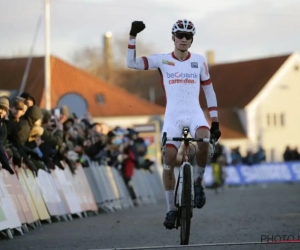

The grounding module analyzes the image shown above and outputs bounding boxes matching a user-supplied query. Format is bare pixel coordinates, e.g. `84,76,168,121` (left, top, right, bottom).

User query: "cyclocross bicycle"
162,127,215,245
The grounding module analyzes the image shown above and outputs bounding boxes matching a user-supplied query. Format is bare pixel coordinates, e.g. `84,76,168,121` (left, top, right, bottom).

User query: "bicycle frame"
176,131,194,208
161,128,215,208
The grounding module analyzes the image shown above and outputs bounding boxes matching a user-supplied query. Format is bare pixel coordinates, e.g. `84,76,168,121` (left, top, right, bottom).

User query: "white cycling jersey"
127,38,218,149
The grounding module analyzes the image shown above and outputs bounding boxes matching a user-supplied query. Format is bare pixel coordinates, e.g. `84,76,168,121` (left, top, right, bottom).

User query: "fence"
2,160,299,240
203,161,300,186
0,161,164,240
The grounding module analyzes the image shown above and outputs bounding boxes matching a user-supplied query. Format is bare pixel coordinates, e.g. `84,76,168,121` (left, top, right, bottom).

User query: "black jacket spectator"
17,105,43,145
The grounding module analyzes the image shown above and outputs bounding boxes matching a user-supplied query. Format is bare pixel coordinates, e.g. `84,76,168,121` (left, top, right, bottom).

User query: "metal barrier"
3,160,297,241
0,159,164,240
110,167,134,209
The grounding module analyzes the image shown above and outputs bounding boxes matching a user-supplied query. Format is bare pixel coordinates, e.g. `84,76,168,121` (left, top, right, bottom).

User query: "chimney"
103,31,113,82
206,50,215,66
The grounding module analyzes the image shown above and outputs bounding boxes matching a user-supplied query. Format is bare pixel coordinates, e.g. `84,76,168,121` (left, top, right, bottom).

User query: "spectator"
231,147,243,165
59,105,70,125
20,92,36,107
106,129,124,168
40,110,63,169
121,135,137,201
41,110,63,147
211,143,224,164
253,145,266,164
17,105,43,145
283,146,294,162
210,142,226,189
0,96,15,174
292,147,300,160
243,150,255,166
9,96,26,122
129,129,150,169
3,96,37,173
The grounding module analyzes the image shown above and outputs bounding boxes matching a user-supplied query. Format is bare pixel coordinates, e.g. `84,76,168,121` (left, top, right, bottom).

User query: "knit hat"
0,96,9,112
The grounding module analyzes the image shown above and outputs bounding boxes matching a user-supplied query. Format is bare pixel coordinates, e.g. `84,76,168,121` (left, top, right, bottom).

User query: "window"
266,114,270,126
280,113,285,126
58,93,88,118
266,113,285,127
96,94,105,104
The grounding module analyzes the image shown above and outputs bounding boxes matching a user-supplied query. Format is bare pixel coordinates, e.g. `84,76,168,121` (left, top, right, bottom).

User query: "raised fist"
130,21,146,36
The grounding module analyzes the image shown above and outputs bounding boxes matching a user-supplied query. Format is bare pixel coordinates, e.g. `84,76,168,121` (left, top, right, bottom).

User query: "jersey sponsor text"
166,72,197,84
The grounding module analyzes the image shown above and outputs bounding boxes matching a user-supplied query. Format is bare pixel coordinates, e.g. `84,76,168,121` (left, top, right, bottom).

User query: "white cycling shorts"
161,111,210,150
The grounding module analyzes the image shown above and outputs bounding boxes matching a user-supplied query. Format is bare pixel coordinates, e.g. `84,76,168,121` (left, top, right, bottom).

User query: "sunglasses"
175,32,193,40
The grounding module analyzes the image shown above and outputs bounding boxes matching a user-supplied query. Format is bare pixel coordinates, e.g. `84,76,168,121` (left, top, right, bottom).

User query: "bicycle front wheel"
180,163,192,245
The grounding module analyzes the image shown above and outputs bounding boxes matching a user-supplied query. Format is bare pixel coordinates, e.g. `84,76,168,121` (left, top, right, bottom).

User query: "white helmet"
172,19,196,35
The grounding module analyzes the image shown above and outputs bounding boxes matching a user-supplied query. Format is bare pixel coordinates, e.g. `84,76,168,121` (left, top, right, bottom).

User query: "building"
0,55,165,127
208,52,300,162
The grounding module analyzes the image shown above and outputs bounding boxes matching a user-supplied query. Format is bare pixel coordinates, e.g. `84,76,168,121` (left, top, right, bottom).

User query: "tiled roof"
113,69,163,104
201,54,290,108
0,56,165,117
0,56,45,104
204,108,247,139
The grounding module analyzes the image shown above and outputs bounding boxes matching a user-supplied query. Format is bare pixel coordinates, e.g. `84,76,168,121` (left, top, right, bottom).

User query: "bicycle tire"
180,163,192,245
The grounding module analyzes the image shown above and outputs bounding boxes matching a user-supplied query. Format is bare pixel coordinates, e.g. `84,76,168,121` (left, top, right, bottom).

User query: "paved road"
1,183,300,250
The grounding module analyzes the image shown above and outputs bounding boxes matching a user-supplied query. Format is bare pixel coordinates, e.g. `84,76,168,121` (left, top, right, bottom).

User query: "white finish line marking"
91,240,300,250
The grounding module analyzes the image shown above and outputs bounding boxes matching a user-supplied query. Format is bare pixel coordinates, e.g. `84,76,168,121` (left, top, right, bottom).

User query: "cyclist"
126,19,221,229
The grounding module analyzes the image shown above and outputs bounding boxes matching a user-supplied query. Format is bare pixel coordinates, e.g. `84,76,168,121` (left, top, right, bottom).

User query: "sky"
0,0,300,66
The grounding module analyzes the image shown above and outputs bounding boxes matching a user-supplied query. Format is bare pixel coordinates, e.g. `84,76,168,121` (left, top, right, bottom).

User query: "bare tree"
72,32,156,80
113,33,157,67
72,33,163,103
72,46,104,77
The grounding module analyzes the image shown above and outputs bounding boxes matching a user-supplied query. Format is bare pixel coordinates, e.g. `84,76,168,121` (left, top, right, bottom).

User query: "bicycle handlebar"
162,132,215,147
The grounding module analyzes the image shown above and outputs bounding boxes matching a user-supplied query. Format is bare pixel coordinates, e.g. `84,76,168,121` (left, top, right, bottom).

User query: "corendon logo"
166,72,198,84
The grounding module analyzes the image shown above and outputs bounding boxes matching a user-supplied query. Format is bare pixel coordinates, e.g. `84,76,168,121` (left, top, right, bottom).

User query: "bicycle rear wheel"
180,163,192,245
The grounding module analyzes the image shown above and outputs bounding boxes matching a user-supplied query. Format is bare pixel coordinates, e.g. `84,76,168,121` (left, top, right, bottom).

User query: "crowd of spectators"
2,92,299,197
230,146,266,166
283,146,300,162
231,145,300,165
0,93,154,200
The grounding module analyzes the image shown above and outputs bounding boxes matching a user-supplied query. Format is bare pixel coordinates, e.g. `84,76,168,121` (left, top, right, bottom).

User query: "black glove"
210,122,221,142
129,21,146,37
11,146,22,167
2,163,15,175
13,155,22,168
0,144,14,175
36,160,51,174
25,158,38,176
22,146,41,160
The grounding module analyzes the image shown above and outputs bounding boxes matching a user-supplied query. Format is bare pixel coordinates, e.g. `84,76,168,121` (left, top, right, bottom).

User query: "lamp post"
44,0,51,110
